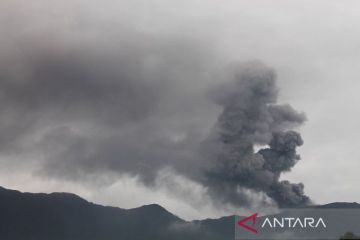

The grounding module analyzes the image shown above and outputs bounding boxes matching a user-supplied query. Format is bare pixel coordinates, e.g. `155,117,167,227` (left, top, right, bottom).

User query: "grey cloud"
0,1,311,210
0,17,215,184
0,51,161,156
204,62,310,207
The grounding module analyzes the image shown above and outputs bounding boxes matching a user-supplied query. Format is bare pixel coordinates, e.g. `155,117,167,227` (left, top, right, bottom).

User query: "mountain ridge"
0,186,359,240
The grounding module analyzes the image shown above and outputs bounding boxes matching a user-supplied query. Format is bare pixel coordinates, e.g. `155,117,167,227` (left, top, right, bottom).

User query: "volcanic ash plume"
204,61,310,208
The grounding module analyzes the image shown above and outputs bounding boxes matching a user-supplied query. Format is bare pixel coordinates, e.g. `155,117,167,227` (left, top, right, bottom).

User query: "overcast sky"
0,0,360,220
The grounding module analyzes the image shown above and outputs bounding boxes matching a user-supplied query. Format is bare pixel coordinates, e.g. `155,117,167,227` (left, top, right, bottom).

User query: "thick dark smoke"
204,62,310,207
0,1,311,210
0,51,310,208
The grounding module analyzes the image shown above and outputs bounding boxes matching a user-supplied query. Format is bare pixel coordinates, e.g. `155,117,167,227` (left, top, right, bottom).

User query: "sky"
0,0,360,220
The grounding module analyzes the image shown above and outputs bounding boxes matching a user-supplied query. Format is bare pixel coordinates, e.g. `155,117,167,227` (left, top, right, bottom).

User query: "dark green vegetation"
341,232,360,240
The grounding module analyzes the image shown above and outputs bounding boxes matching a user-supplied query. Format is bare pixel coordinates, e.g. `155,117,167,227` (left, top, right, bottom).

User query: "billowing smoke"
204,62,310,207
0,0,311,212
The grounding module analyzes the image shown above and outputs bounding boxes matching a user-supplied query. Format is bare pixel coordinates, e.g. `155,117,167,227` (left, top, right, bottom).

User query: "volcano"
0,186,359,240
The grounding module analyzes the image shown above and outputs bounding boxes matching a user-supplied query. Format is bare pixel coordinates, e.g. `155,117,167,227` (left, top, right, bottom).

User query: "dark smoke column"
205,61,310,208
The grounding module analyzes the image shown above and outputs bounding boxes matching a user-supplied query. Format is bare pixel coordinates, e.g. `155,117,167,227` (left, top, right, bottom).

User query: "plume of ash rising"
204,62,310,208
